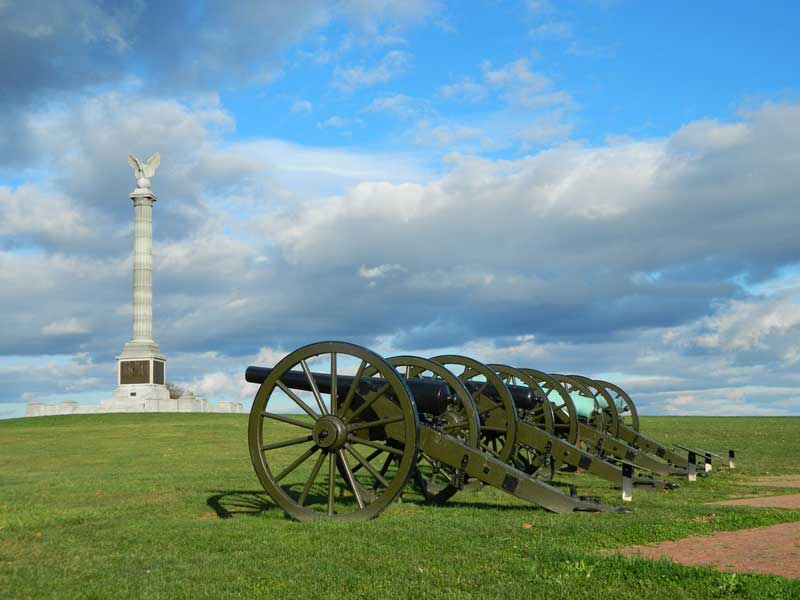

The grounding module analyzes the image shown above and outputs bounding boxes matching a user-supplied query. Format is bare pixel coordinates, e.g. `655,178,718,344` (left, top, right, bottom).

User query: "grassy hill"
1,414,799,599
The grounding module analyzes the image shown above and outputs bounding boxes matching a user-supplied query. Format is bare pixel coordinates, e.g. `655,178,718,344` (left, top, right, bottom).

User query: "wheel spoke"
337,450,365,509
481,444,503,460
299,451,326,506
337,360,365,417
348,415,404,433
344,381,391,424
348,436,404,456
277,381,320,421
351,448,383,473
470,382,489,399
274,445,319,482
260,434,313,451
327,454,336,516
346,443,390,488
262,412,313,430
378,453,394,477
301,359,328,416
330,352,338,414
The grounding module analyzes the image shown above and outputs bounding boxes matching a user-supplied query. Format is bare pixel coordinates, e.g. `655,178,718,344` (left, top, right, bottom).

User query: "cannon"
426,358,677,494
543,374,687,477
245,341,633,521
549,375,731,477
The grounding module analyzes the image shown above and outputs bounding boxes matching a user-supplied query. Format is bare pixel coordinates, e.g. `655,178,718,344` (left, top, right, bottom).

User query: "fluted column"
131,193,155,341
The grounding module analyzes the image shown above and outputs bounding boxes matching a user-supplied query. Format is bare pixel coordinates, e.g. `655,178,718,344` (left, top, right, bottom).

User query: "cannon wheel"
520,368,579,446
248,341,419,521
489,364,554,475
431,355,518,464
567,375,621,439
592,380,639,431
387,356,481,504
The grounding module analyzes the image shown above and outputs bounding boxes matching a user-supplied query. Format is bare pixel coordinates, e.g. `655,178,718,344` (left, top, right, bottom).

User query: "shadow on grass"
206,486,360,519
206,490,275,518
427,499,550,512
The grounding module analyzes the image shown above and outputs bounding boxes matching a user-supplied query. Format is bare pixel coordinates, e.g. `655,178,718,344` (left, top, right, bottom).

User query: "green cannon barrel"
245,366,453,415
568,392,597,419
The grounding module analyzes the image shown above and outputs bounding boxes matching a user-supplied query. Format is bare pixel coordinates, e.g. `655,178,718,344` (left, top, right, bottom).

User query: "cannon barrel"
245,365,453,415
246,366,541,414
463,380,539,410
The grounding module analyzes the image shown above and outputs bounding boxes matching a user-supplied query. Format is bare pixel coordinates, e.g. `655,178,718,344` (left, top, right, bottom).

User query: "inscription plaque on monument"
153,360,164,385
121,360,150,384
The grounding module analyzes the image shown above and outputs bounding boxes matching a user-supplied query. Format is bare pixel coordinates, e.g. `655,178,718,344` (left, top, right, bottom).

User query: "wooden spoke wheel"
386,355,481,504
593,380,639,432
567,375,621,438
520,368,579,446
431,355,518,464
248,341,419,521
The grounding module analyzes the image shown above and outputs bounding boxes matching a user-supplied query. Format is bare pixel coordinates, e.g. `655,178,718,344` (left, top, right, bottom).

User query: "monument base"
109,383,172,412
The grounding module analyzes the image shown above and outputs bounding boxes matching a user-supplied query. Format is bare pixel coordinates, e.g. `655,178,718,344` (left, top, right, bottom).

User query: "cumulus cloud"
3,95,800,416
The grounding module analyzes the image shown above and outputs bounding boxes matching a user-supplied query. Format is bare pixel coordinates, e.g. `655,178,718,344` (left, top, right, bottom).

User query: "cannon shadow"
206,485,362,519
206,490,275,519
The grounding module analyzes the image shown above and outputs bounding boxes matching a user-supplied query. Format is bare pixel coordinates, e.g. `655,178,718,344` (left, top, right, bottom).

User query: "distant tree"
166,382,184,400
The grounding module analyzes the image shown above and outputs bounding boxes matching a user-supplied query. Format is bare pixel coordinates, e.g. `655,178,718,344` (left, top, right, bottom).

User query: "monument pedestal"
109,340,169,411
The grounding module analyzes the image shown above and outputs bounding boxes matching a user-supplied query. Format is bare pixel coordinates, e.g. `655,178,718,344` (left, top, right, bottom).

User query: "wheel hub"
313,415,348,451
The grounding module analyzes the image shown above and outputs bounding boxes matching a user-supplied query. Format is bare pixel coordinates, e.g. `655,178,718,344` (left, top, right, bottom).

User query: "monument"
24,153,242,416
108,153,170,410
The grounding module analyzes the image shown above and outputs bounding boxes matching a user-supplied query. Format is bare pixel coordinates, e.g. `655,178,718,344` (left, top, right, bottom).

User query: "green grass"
1,414,799,599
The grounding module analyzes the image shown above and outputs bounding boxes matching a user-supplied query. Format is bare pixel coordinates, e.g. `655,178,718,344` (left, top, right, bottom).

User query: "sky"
1,0,799,419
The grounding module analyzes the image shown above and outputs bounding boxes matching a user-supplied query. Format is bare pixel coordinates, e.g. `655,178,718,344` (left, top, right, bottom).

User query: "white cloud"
339,0,440,32
0,185,95,249
438,79,487,102
358,264,407,278
665,291,800,355
40,318,91,336
519,110,574,144
291,99,313,113
363,94,418,118
319,115,363,128
529,21,572,40
333,50,409,91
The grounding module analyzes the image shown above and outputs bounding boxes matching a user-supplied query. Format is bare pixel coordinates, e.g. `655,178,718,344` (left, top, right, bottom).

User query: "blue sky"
1,0,799,419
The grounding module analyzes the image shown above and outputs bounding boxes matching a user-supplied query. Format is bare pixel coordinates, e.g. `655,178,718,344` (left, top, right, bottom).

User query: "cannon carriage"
245,341,725,521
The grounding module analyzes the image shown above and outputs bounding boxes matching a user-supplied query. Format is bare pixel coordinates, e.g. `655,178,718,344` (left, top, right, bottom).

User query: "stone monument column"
109,153,169,411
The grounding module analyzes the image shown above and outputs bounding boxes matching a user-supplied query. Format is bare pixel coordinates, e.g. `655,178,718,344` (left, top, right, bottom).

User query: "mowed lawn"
1,414,799,599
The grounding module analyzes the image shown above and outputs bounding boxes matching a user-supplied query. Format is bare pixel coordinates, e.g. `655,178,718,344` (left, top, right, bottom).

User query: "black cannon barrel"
246,366,543,415
245,366,453,415
463,380,540,410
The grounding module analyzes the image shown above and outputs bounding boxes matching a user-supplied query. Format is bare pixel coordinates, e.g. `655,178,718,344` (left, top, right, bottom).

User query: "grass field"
1,414,799,599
